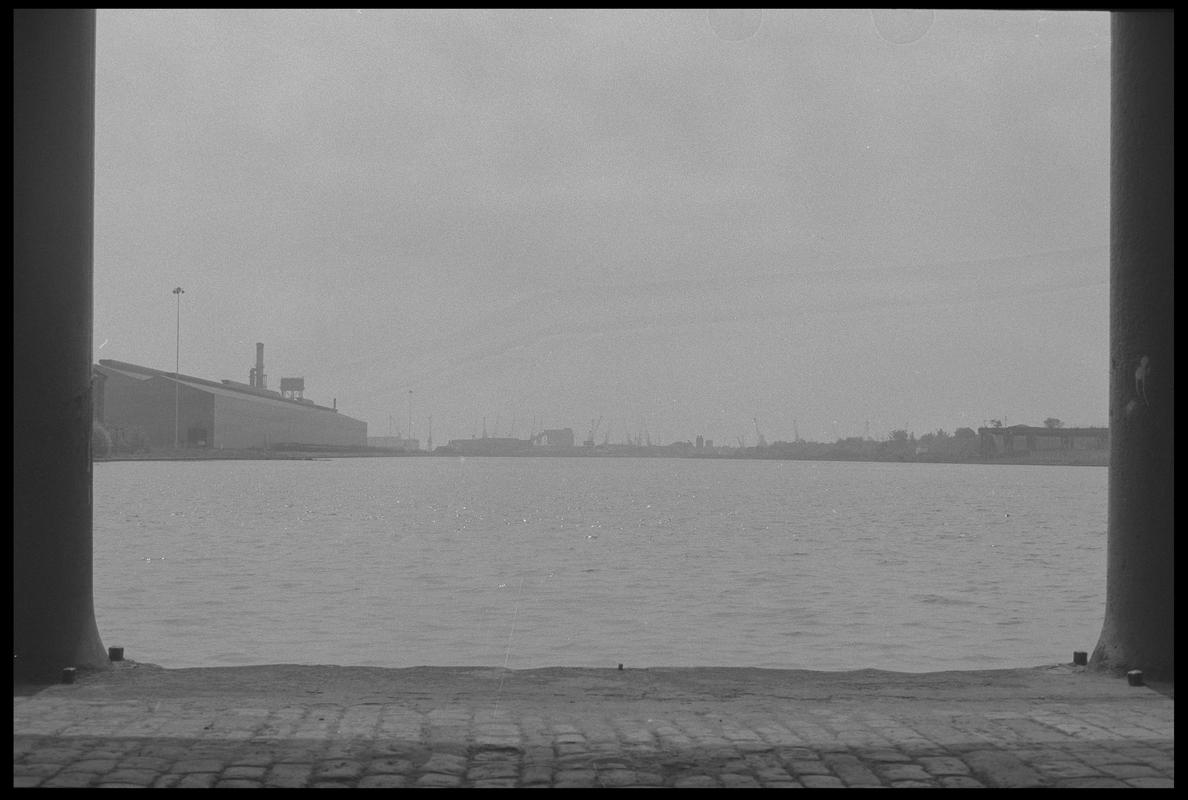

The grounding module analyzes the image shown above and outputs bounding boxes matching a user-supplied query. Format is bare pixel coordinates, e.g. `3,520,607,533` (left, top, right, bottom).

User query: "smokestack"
255,342,265,389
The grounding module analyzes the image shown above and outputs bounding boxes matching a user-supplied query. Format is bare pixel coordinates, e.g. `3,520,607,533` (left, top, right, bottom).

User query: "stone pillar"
13,9,108,680
1090,11,1174,681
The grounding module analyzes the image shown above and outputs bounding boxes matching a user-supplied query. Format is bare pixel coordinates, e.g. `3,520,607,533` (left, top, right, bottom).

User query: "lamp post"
172,287,184,449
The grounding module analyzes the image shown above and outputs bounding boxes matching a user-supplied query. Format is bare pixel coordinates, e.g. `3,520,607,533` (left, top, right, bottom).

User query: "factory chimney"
249,342,266,389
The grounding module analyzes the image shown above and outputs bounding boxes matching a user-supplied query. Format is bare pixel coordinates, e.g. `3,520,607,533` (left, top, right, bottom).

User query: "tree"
1043,417,1064,429
889,429,910,441
954,427,976,439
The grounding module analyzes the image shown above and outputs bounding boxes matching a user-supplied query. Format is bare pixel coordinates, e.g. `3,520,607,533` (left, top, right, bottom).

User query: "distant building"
367,436,419,451
93,354,366,451
537,428,575,448
979,425,1108,457
446,437,531,456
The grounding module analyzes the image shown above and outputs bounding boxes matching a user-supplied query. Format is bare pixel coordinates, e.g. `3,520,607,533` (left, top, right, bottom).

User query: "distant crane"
584,416,602,447
602,420,612,446
753,417,767,448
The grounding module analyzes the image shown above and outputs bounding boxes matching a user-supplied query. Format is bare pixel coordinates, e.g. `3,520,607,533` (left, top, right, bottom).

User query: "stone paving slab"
13,661,1173,788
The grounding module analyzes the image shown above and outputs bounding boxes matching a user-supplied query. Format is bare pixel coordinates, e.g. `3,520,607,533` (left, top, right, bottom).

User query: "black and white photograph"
15,8,1172,789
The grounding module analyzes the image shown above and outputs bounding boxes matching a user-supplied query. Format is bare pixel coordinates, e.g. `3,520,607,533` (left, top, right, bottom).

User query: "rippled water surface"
93,457,1106,672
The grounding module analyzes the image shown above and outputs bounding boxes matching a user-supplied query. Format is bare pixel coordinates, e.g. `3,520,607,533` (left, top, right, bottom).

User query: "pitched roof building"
93,358,366,451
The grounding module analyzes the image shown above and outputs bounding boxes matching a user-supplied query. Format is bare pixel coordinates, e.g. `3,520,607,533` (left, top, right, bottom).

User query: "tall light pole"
407,389,413,449
172,286,184,449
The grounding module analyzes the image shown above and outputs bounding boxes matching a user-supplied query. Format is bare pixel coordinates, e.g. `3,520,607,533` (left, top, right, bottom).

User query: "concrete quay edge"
14,661,1174,788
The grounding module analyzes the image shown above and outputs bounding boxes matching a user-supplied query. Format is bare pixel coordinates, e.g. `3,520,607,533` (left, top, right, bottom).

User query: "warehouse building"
978,424,1108,457
93,347,366,451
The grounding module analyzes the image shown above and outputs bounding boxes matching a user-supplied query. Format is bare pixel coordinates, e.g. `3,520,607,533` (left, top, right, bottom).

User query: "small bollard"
109,646,124,662
61,667,76,684
1127,669,1144,687
1073,651,1088,666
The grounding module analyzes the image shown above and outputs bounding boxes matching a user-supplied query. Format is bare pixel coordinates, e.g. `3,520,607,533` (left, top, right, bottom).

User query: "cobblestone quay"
14,661,1173,788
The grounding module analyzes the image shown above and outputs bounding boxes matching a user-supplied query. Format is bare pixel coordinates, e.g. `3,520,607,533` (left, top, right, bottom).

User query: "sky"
93,9,1111,447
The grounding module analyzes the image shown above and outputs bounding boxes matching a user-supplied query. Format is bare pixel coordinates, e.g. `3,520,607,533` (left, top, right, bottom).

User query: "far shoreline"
92,449,1107,467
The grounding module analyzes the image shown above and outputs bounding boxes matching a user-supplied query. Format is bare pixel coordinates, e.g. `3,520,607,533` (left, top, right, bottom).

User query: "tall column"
13,9,108,680
1090,11,1174,681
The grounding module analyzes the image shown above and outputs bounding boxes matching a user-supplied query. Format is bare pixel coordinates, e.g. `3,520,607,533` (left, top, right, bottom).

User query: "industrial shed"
93,359,367,451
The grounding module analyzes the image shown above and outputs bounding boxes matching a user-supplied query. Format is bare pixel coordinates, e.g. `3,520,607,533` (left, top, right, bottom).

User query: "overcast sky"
93,9,1110,446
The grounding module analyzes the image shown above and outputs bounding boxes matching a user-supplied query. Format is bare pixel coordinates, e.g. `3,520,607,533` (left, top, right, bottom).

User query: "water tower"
280,377,305,401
